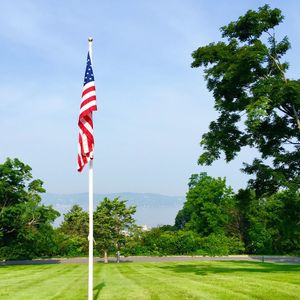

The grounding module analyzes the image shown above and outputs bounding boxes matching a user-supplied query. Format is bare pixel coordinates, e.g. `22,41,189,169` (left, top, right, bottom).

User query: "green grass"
0,261,300,299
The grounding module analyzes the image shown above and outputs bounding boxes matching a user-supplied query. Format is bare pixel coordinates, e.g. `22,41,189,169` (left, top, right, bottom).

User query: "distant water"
42,192,185,228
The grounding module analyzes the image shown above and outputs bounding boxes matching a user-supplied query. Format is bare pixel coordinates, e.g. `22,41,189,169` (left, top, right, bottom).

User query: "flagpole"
88,36,94,300
88,160,93,300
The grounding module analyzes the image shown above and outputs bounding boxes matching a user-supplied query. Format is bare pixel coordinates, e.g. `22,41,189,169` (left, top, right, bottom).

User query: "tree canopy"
94,197,136,263
0,158,59,259
176,173,237,236
191,5,300,195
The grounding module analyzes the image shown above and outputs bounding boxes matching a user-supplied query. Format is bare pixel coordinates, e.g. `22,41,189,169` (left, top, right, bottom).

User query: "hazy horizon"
43,192,185,227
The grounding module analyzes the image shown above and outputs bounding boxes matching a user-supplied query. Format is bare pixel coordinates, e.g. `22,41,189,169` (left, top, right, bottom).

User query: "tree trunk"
104,250,108,264
291,104,300,131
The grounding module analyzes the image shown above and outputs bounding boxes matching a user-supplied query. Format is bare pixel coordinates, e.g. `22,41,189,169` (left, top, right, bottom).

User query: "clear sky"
1,0,300,196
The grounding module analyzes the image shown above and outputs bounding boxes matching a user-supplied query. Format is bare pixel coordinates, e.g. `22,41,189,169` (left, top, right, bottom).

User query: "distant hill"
42,192,185,227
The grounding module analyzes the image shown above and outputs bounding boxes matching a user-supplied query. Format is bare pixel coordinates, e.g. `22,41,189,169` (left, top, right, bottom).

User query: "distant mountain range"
42,192,185,227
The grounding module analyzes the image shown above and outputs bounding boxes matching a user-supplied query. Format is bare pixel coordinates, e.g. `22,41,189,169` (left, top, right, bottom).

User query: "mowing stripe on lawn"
118,263,195,300
0,260,299,300
0,265,85,299
120,262,252,300
94,263,150,300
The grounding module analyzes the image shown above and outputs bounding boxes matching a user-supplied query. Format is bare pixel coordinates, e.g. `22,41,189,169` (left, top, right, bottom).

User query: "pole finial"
88,37,93,42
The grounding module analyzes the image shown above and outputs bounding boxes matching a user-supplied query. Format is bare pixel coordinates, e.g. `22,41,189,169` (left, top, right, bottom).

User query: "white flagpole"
88,36,94,300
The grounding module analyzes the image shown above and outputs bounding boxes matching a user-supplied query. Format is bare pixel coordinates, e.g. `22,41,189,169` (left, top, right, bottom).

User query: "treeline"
0,158,299,260
0,158,137,260
136,173,300,256
122,172,300,256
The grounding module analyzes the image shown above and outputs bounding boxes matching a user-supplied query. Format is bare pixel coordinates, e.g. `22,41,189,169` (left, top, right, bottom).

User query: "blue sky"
1,0,300,196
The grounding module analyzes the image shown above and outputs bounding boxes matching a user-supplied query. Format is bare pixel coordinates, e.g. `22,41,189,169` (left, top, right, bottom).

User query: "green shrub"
197,233,245,256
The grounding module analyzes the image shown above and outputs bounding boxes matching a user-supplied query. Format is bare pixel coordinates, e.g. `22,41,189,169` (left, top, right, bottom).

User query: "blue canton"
83,52,95,85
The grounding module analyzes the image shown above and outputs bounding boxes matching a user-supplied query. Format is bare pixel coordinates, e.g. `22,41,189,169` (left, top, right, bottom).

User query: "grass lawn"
0,260,299,300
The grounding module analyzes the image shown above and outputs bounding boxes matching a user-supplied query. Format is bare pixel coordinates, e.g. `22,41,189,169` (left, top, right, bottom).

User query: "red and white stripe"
78,81,97,172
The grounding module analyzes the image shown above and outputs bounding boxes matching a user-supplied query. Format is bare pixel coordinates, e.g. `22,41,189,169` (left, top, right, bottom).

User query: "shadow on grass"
0,259,62,266
93,282,105,300
159,261,300,276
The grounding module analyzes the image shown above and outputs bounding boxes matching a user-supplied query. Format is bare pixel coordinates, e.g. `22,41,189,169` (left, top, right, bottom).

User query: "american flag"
77,52,97,172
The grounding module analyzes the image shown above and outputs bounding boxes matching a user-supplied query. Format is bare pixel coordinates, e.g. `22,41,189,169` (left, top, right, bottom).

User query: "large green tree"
58,204,89,256
236,188,300,254
0,158,59,259
94,197,136,263
176,173,238,237
191,5,300,195
60,204,88,237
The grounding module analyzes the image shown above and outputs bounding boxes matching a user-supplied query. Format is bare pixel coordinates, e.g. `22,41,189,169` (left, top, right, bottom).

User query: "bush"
122,228,245,257
0,245,30,260
123,229,203,256
53,232,88,257
196,233,245,256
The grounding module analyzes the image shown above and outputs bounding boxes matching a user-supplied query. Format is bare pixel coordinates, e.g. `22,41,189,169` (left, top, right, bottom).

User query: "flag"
77,52,97,172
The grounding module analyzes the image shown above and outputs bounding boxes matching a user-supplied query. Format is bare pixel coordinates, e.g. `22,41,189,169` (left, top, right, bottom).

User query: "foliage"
60,204,88,236
94,197,136,262
56,198,136,259
174,205,193,230
54,232,88,257
57,204,89,256
236,188,300,254
124,225,245,256
274,189,300,253
0,158,59,260
179,173,237,237
123,227,203,256
196,233,245,256
173,170,299,255
191,5,300,196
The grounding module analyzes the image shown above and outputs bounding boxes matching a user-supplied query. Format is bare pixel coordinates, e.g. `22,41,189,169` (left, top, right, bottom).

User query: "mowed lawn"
1,260,300,300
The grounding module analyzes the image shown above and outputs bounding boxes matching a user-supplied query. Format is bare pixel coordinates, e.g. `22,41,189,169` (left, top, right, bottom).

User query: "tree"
191,5,300,195
178,173,238,237
0,158,59,259
274,189,300,253
174,203,193,230
94,197,136,263
60,205,88,237
58,205,89,256
237,188,300,254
